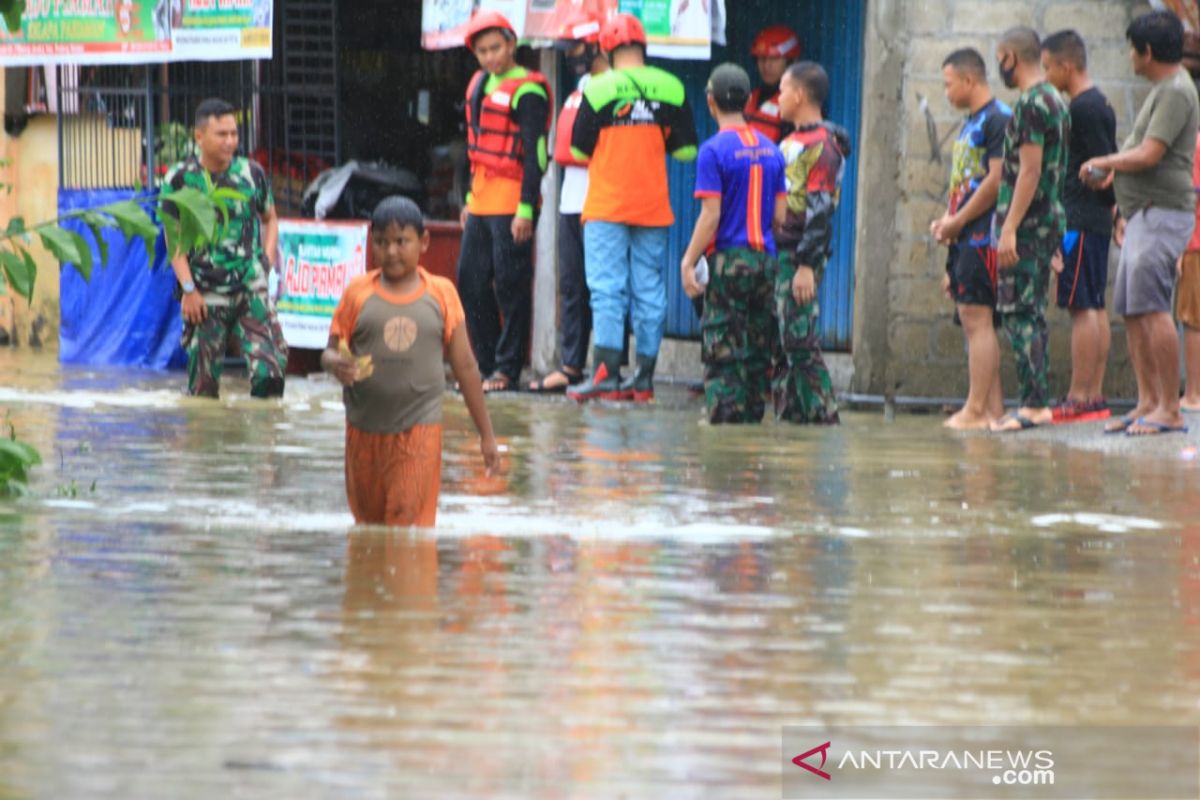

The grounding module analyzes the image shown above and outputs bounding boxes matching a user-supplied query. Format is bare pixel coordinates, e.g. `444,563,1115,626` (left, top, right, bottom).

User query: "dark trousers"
456,213,533,382
558,213,592,372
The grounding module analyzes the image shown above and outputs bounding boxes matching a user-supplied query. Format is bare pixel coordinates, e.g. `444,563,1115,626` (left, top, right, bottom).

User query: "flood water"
2,348,1199,798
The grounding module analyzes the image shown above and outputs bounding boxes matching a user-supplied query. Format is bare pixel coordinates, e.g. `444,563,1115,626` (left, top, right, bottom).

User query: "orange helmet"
751,25,802,60
599,13,646,54
557,9,602,43
465,9,517,49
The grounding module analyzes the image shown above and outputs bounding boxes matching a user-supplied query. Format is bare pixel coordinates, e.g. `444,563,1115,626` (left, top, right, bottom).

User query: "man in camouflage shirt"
166,98,287,398
991,27,1071,432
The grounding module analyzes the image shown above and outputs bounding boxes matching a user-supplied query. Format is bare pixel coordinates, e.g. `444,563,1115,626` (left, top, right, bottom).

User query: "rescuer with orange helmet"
746,24,803,143
457,9,553,393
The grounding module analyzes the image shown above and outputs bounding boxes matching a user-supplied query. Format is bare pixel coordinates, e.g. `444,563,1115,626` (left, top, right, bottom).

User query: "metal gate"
661,0,866,351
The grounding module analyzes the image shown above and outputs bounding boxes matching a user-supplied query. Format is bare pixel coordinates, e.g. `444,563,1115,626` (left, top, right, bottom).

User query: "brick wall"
853,0,1158,400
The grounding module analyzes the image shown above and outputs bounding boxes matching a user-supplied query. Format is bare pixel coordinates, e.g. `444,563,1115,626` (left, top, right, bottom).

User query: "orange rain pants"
345,423,443,528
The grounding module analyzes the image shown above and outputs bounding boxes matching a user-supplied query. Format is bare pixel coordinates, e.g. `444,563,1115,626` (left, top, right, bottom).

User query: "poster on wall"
0,0,273,67
423,0,711,59
275,219,370,350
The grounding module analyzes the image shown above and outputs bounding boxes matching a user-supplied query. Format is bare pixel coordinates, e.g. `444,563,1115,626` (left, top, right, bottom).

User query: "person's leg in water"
234,289,288,397
992,260,1052,431
1127,310,1186,434
570,220,632,402
702,248,773,424
1184,322,1200,411
1055,232,1112,419
345,424,443,527
773,252,838,424
945,303,1001,430
531,212,589,392
184,298,234,398
1179,252,1200,411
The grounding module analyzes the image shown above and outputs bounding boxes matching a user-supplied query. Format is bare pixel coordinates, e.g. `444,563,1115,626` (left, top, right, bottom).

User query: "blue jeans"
583,221,668,358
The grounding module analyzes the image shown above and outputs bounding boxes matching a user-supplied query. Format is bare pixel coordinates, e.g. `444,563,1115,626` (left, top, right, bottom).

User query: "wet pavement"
1,348,1199,798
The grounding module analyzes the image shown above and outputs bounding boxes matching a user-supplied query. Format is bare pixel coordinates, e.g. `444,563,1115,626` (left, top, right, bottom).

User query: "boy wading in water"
323,197,499,528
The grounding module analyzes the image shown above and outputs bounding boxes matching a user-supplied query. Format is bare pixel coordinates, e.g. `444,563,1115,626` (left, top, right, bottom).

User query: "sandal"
482,373,513,394
528,368,581,394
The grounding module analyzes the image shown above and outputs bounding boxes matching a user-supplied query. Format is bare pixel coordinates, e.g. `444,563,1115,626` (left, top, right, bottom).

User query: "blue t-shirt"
948,98,1011,242
694,126,787,254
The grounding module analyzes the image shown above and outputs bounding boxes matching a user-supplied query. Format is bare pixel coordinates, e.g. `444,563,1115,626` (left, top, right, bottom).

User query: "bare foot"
989,408,1052,433
1105,405,1154,433
1127,411,1188,436
944,409,993,430
1182,398,1200,413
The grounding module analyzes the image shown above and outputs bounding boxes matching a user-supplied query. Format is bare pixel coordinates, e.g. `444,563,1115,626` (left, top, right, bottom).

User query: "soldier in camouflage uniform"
991,28,1071,431
166,98,287,399
680,64,787,424
772,61,849,425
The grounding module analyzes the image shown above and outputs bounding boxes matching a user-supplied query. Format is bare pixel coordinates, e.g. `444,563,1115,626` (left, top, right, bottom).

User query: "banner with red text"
275,219,369,350
0,0,272,67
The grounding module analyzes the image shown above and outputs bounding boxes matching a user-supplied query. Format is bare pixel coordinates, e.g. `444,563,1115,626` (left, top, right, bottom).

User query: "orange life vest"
554,89,587,168
465,69,552,181
744,87,786,144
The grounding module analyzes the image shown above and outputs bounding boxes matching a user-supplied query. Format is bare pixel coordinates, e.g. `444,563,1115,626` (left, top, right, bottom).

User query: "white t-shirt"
557,73,594,216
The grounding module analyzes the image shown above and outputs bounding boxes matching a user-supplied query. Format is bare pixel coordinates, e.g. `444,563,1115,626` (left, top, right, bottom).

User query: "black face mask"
998,52,1019,89
566,45,597,77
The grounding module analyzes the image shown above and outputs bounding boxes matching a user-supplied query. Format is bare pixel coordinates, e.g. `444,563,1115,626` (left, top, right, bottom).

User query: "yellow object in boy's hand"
338,341,375,383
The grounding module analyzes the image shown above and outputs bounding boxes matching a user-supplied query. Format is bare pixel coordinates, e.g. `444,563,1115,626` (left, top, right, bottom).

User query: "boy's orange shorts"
345,423,443,528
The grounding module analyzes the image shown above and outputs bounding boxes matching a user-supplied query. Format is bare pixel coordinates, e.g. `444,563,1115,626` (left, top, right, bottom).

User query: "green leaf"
105,200,158,255
0,438,41,467
163,186,217,247
20,248,36,298
0,249,31,301
81,211,113,267
37,226,83,265
66,229,93,281
4,215,24,236
0,0,25,35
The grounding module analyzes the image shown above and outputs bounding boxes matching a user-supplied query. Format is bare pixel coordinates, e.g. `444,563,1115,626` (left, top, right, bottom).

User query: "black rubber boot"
567,347,624,403
618,354,657,403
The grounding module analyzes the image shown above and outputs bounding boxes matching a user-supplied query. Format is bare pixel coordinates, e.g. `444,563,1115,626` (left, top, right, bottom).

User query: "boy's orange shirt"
330,267,464,434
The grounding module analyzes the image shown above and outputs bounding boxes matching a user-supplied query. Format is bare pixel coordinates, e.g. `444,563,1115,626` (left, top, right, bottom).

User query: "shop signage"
0,0,273,66
275,218,369,350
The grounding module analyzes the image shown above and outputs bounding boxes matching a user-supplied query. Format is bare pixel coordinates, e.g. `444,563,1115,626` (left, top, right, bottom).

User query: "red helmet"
599,13,646,54
751,25,802,60
557,9,602,44
465,9,517,49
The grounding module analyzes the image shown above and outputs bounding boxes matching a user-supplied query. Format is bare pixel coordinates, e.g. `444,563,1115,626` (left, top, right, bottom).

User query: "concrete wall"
853,0,1156,400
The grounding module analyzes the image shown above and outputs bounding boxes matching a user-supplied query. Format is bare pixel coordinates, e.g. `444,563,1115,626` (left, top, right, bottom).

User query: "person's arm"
260,203,279,270
512,88,550,243
665,96,699,162
1083,138,1168,180
446,323,500,475
681,196,720,299
320,334,357,386
569,90,601,162
171,252,206,324
997,142,1042,268
953,158,1003,229
773,193,787,237
791,142,844,305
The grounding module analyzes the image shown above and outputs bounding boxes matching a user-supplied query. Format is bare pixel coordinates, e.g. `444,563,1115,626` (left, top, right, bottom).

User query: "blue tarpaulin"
58,188,185,370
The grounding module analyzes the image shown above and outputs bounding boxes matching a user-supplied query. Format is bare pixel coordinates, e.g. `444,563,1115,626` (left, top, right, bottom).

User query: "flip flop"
992,412,1043,433
527,369,578,394
1104,414,1136,434
482,373,514,394
1125,417,1190,437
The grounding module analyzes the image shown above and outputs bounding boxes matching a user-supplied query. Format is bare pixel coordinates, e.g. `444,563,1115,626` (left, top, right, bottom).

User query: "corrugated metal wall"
658,0,866,350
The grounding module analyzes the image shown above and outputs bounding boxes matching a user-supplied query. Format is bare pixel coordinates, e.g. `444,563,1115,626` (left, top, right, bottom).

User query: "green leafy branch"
0,1,25,34
0,181,242,304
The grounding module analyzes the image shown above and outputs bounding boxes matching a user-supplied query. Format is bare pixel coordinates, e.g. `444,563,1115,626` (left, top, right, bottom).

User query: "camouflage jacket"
165,155,274,294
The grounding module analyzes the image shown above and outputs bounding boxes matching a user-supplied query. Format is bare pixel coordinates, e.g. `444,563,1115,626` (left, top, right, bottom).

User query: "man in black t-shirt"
1042,30,1118,423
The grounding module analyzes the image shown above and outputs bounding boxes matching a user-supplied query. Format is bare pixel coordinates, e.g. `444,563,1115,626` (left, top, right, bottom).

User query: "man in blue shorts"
1042,30,1118,423
931,48,1011,430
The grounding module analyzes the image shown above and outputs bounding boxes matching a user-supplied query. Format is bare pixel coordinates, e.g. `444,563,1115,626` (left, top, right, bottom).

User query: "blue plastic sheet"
58,188,185,370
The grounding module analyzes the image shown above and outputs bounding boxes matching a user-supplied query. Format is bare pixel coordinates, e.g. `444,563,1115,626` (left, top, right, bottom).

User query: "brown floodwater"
1,349,1199,798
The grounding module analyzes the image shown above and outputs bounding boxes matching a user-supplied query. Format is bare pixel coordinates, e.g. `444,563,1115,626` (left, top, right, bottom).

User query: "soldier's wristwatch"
182,281,196,294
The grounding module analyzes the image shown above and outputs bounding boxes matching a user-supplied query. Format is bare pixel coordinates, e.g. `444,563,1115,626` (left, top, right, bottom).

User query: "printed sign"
0,0,273,66
275,219,370,350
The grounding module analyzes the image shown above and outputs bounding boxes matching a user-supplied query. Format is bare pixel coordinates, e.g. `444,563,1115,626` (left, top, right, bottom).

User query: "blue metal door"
659,0,866,350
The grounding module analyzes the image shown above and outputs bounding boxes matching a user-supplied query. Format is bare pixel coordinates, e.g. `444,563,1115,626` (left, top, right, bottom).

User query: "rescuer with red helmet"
746,24,803,143
529,9,611,393
566,13,698,403
457,9,553,393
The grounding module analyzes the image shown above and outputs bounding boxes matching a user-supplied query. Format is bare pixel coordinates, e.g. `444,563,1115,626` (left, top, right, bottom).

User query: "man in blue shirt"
681,63,787,424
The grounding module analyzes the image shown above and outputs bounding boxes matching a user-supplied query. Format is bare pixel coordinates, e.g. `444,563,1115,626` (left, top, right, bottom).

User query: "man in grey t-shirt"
1081,10,1198,436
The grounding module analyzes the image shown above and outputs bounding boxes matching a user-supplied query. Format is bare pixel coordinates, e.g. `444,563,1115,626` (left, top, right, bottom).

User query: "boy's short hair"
1041,30,1087,70
942,48,987,80
194,98,235,130
707,63,751,113
999,26,1042,65
1127,10,1184,64
371,196,424,235
785,61,830,107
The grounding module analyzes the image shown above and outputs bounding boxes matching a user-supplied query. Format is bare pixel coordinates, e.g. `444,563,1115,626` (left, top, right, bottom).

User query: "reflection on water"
1,350,1199,798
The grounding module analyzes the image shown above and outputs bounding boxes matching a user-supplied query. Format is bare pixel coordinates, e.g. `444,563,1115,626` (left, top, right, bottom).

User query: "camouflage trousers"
183,288,288,398
702,248,775,424
996,257,1050,408
773,252,839,425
